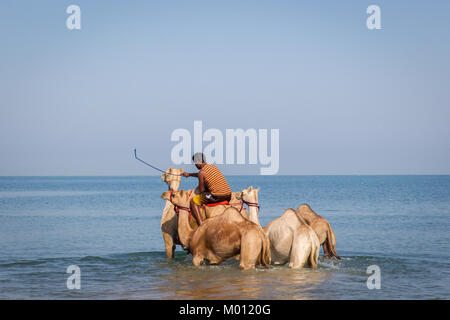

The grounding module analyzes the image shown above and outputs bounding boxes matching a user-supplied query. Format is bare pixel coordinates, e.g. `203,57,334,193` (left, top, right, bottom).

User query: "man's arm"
182,172,198,177
197,170,206,193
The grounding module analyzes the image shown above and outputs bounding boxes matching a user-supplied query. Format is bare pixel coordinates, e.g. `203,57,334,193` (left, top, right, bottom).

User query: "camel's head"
230,192,241,203
161,189,191,207
237,186,261,225
237,186,260,203
161,167,183,191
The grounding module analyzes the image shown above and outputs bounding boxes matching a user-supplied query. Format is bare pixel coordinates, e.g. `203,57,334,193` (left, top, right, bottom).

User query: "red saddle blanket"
204,200,229,207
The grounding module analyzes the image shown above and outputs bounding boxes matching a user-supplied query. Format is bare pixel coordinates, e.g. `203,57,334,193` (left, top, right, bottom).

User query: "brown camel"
295,204,341,259
160,167,248,258
161,190,271,269
238,186,320,269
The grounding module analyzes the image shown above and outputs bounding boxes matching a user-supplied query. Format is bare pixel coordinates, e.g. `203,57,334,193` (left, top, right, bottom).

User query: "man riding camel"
182,152,232,226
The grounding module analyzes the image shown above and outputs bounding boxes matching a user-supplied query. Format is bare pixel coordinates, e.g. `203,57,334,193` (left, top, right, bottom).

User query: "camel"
160,167,249,258
295,204,341,259
161,190,271,269
238,187,320,269
160,167,185,258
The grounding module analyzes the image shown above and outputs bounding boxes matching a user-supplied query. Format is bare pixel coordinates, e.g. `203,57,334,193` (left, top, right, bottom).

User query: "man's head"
192,152,206,169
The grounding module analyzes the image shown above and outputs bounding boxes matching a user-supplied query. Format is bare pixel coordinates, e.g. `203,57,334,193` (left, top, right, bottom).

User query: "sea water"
0,175,449,299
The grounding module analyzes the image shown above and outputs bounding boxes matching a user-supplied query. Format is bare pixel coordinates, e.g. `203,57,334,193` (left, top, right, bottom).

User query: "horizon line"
1,174,450,177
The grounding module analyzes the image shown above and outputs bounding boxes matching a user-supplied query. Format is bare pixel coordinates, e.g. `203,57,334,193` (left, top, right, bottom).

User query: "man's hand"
182,172,190,177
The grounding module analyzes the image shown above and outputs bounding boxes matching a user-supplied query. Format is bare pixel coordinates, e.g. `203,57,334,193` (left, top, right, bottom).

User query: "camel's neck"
177,209,194,248
161,201,175,225
248,205,261,226
169,181,180,191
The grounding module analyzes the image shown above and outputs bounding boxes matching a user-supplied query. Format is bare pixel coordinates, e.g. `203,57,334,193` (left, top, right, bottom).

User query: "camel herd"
160,167,340,270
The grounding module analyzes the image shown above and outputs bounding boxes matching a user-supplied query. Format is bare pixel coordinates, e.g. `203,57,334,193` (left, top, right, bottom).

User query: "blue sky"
0,0,449,175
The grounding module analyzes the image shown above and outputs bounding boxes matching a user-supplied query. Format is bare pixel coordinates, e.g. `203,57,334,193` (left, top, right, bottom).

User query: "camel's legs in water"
322,239,332,258
192,254,204,266
162,232,176,259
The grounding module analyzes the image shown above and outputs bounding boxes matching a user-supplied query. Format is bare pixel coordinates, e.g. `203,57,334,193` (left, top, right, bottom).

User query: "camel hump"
297,203,313,212
278,209,306,228
293,210,309,225
296,203,322,220
221,206,247,222
281,208,298,220
282,208,296,216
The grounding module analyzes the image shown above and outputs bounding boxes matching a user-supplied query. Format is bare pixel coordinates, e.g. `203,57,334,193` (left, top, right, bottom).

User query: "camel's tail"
309,235,320,269
326,223,341,259
259,229,271,267
239,227,271,269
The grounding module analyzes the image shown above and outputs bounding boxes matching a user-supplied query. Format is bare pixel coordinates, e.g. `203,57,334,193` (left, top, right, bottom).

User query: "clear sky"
0,0,449,175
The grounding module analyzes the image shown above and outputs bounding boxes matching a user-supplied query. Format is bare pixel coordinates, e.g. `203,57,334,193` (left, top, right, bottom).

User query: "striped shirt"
201,164,231,196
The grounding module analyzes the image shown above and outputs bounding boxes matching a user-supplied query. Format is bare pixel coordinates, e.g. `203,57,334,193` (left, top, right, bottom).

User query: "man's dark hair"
192,152,206,164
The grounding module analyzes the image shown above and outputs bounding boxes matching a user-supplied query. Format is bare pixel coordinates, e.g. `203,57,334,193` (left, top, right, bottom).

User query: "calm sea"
0,175,449,299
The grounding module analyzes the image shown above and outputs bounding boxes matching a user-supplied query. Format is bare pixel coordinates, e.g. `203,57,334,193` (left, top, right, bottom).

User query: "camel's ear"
161,191,171,200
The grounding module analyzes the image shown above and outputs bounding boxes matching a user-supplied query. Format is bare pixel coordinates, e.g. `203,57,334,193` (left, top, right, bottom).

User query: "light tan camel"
160,167,185,258
160,167,249,258
238,187,320,269
295,204,341,259
161,190,271,269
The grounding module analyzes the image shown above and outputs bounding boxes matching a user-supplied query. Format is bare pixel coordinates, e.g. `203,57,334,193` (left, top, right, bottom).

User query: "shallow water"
0,176,449,299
